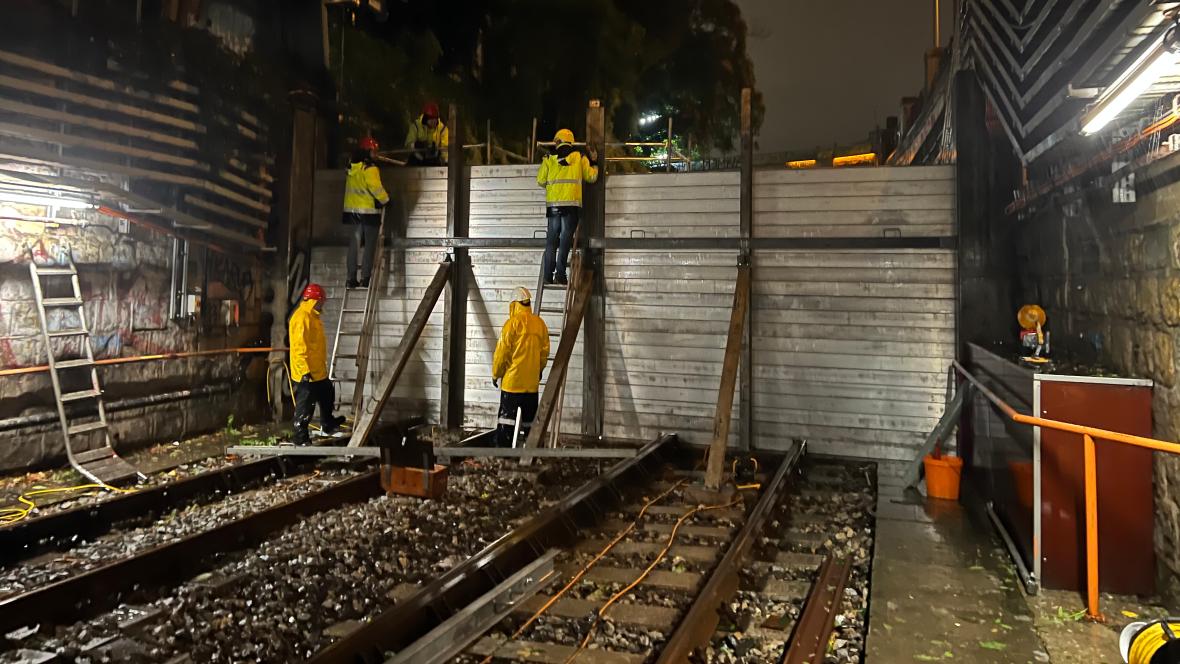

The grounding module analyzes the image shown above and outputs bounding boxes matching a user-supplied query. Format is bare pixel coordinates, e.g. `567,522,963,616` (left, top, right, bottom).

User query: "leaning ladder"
533,228,582,448
328,211,386,415
29,251,141,484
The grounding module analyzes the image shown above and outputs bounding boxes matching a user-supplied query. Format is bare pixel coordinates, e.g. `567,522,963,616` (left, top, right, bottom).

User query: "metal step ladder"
329,211,386,415
29,252,141,485
533,232,582,449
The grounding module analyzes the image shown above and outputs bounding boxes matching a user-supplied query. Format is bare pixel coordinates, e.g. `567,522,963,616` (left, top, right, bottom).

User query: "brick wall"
1017,161,1180,600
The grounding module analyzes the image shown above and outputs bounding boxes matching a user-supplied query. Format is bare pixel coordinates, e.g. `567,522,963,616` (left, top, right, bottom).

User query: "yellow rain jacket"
492,301,550,394
289,298,327,382
405,115,450,153
536,150,598,208
342,160,390,215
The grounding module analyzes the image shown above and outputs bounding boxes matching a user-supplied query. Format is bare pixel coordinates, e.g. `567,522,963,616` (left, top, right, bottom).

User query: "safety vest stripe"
345,186,372,195
545,179,582,185
343,206,379,214
547,200,582,208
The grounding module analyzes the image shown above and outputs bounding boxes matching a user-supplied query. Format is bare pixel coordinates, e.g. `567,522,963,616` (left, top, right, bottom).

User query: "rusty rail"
952,360,1180,619
781,556,853,664
656,440,806,662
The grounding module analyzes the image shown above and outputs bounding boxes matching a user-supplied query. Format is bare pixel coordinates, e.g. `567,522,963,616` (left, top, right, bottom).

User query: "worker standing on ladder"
289,284,345,445
405,102,449,166
537,129,598,285
491,287,550,447
343,136,389,289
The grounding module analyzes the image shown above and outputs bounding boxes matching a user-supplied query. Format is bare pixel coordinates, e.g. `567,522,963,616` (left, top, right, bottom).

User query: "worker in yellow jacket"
289,283,344,445
492,287,550,447
404,101,449,166
537,129,598,285
343,136,390,289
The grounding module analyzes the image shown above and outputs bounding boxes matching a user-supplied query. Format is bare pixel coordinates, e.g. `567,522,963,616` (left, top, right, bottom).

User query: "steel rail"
781,556,853,664
0,455,307,566
656,440,806,662
309,433,686,664
0,470,382,634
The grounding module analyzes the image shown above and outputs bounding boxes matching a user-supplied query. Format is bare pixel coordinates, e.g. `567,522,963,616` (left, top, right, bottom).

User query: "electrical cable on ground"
0,482,135,525
476,478,690,664
562,491,749,664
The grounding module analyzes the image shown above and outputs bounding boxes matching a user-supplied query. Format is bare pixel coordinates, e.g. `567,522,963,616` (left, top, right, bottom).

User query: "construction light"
786,159,817,169
832,152,877,167
1081,30,1180,135
638,112,660,126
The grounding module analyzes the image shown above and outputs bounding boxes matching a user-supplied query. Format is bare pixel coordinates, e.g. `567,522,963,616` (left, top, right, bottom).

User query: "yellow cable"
0,482,134,526
476,479,689,664
1128,620,1180,663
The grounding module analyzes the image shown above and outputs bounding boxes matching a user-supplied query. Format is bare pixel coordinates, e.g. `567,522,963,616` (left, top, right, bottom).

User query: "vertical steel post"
441,104,469,434
739,87,754,452
666,117,673,173
582,100,607,439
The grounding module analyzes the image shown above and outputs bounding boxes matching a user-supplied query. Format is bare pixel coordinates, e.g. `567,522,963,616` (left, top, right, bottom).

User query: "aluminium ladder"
29,252,141,484
532,230,583,448
329,211,386,415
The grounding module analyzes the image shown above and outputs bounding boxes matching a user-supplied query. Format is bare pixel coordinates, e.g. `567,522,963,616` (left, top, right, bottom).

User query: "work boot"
360,278,370,289
543,274,556,285
322,415,347,435
555,272,568,285
291,430,311,446
346,278,359,289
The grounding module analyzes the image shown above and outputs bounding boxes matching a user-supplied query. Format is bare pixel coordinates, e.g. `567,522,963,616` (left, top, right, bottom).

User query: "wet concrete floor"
864,487,1166,663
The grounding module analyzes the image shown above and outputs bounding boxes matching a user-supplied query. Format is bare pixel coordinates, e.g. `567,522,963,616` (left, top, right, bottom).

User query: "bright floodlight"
1081,31,1180,135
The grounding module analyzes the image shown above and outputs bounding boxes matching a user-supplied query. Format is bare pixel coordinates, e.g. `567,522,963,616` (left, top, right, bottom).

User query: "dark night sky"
736,0,954,153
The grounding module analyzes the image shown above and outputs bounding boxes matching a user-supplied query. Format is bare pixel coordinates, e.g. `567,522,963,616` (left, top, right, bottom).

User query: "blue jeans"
544,207,580,280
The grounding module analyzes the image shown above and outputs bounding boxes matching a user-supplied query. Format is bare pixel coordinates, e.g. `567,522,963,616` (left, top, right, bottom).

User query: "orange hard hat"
359,136,379,151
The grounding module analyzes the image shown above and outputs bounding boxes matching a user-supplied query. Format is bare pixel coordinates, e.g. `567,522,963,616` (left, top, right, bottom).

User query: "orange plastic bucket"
924,454,964,501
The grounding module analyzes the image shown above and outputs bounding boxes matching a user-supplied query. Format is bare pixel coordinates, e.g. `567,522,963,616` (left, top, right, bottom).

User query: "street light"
1081,28,1180,135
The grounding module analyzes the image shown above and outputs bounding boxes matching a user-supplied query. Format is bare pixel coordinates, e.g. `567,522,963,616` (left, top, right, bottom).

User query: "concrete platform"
867,490,1050,663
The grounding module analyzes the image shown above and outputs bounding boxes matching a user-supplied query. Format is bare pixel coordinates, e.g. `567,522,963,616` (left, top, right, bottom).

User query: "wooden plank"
468,638,646,664
0,98,197,150
515,595,679,630
597,519,735,540
0,74,202,133
558,564,703,591
705,264,750,489
441,103,468,431
574,539,718,562
583,99,607,439
183,195,266,229
218,170,272,199
0,120,206,170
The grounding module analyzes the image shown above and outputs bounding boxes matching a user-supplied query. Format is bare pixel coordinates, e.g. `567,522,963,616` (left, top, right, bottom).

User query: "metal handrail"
952,360,1180,619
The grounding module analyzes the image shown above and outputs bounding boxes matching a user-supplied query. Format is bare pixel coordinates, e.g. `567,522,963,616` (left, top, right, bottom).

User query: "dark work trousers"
496,390,539,447
543,206,580,281
293,378,335,443
344,213,381,283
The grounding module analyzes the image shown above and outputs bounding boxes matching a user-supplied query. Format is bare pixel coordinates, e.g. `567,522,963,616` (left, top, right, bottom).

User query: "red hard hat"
422,102,440,119
359,136,379,151
302,283,326,301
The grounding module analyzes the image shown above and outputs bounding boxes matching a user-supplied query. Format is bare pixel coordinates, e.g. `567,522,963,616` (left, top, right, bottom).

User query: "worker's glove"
492,377,500,388
588,147,598,163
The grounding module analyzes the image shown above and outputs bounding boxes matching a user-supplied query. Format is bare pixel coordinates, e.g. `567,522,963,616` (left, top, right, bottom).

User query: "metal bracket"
385,550,559,664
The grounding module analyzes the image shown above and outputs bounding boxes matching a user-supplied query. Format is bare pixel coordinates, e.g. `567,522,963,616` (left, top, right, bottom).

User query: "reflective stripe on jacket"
289,298,327,382
536,151,598,208
405,116,450,151
492,301,550,394
342,161,390,214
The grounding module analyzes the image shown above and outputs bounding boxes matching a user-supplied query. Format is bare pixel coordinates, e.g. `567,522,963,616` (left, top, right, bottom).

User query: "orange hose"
0,347,283,377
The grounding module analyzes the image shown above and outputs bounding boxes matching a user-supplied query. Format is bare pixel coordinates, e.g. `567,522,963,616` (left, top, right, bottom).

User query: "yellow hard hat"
554,129,575,144
1017,304,1047,329
514,286,532,303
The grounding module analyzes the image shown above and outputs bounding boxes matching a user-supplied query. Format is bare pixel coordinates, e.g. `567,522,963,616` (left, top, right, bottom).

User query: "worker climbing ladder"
28,250,141,484
328,211,386,415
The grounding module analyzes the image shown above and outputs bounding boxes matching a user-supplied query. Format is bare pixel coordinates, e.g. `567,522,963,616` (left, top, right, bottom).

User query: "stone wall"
0,214,265,473
1016,157,1180,601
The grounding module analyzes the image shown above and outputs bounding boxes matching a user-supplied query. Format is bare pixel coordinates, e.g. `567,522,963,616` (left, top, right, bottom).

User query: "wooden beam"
582,99,607,438
0,74,203,133
0,97,198,150
738,87,754,452
349,259,453,448
183,194,266,229
0,120,207,170
441,103,469,432
526,272,592,455
704,264,751,490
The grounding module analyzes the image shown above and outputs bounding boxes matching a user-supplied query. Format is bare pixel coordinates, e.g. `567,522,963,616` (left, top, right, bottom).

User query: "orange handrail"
0,347,285,378
952,360,1180,620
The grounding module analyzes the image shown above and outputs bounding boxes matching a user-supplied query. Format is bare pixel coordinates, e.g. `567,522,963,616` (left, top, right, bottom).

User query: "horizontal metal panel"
608,198,739,215
754,209,952,227
605,225,741,239
754,194,953,213
607,172,739,188
755,349,948,373
604,356,727,378
754,250,954,269
754,179,953,199
751,322,953,343
608,184,739,201
755,280,952,298
754,294,955,314
753,165,953,184
753,308,955,331
605,251,740,267
753,391,940,419
754,404,938,434
754,224,952,239
752,364,946,389
753,336,953,359
753,266,955,284
752,378,943,405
